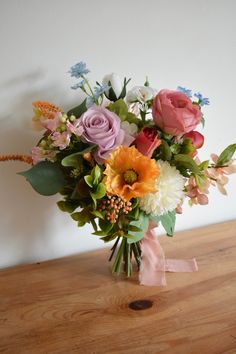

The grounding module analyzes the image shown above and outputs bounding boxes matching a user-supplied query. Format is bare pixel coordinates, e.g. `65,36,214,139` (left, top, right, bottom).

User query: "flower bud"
102,73,130,101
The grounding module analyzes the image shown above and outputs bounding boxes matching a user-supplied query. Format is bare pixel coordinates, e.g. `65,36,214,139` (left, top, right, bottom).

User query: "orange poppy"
104,146,159,201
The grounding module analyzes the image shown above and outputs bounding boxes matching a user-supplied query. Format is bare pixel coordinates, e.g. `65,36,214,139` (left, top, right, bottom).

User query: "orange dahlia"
104,146,159,201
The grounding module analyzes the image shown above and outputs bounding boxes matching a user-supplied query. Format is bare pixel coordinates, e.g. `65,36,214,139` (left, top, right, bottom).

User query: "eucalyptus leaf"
18,161,66,196
160,210,176,236
127,211,149,244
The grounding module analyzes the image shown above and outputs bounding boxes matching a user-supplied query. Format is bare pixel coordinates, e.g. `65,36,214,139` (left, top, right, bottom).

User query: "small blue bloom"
94,83,110,98
71,80,86,90
177,86,192,98
194,92,210,106
69,61,90,79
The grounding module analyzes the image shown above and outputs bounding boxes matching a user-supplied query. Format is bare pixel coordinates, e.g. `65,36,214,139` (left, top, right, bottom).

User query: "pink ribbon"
139,222,198,286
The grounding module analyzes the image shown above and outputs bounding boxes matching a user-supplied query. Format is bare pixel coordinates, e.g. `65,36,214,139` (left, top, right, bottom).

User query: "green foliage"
127,211,149,244
83,165,105,208
173,154,200,174
71,207,94,227
199,160,209,171
18,161,66,196
61,145,95,168
160,211,176,236
150,210,176,236
216,144,236,167
67,99,87,117
108,99,140,126
57,200,79,213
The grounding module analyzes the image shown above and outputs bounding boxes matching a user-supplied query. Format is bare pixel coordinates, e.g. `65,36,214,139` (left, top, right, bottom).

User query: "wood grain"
0,221,236,354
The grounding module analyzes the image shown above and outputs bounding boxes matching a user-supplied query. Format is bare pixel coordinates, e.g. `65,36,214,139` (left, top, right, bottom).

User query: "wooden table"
0,221,236,354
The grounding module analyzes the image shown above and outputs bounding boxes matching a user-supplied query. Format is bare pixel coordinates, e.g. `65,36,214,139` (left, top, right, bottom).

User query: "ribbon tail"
139,224,167,286
139,222,198,287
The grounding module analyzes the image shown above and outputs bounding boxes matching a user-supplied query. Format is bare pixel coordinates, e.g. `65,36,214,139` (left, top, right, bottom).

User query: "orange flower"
32,101,63,120
104,146,159,201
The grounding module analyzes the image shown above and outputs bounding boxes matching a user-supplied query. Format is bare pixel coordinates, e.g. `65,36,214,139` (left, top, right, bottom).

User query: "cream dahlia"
139,160,185,216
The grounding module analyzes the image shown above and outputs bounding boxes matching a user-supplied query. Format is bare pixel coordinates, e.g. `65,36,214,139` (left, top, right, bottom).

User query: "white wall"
0,0,235,269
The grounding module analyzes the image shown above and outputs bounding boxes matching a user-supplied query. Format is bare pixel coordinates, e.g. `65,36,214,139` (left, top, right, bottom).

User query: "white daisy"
139,160,185,216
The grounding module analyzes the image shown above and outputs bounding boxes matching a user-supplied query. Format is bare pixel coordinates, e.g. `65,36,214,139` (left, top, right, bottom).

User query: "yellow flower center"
123,169,138,185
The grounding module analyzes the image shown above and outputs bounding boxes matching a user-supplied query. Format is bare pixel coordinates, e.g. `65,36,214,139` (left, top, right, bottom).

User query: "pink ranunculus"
134,127,162,158
77,106,130,163
152,90,201,136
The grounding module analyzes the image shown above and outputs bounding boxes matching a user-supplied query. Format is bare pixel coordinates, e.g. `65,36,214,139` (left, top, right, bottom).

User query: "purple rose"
78,106,126,163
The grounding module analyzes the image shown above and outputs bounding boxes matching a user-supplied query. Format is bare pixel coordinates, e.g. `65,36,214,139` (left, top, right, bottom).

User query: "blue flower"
94,83,110,99
177,86,192,98
68,61,90,79
71,80,86,90
194,92,210,106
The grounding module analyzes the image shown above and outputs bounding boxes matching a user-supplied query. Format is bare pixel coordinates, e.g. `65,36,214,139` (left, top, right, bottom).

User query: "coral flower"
32,101,64,131
104,146,159,201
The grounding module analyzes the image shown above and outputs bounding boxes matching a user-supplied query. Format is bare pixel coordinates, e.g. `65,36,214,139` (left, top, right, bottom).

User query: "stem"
82,75,99,104
109,237,120,261
111,238,125,275
132,242,141,270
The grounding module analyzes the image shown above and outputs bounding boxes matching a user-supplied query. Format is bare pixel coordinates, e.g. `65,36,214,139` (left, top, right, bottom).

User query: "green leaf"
57,200,78,213
91,165,102,186
216,144,236,167
61,145,95,168
149,215,161,225
108,99,140,125
127,211,149,244
91,210,104,219
67,99,87,117
84,175,93,188
71,207,93,227
201,115,205,128
174,154,199,173
160,210,176,236
18,161,66,196
128,225,143,232
61,154,83,169
98,218,114,234
199,160,209,171
90,183,106,200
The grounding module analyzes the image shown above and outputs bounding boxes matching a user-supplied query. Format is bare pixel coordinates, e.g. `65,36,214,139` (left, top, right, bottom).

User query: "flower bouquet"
1,61,236,286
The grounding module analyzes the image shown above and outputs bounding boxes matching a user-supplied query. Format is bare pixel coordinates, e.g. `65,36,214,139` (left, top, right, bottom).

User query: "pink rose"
152,90,201,136
134,127,161,158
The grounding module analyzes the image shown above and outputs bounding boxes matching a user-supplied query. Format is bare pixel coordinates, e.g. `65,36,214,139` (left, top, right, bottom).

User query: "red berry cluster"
98,196,132,223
